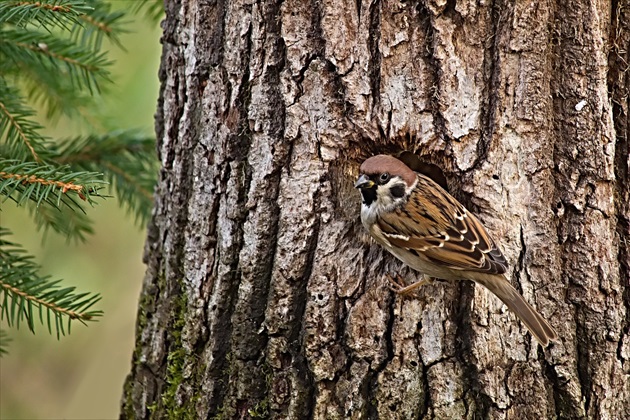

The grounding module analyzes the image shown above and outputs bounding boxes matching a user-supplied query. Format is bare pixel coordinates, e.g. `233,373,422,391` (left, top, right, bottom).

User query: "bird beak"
355,174,375,189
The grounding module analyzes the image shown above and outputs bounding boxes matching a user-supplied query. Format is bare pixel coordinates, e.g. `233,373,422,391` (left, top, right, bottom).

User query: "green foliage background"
0,6,161,418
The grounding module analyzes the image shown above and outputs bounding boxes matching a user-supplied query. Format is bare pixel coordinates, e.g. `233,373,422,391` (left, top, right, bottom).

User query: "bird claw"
386,273,406,291
386,274,433,297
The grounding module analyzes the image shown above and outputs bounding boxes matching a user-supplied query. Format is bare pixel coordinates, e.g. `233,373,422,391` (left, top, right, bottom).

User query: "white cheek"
376,191,395,208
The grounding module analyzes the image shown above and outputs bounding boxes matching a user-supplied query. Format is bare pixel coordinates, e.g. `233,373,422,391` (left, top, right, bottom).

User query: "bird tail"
472,275,558,347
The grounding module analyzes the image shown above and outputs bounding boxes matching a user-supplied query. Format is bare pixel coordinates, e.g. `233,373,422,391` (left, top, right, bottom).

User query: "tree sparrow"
355,154,557,347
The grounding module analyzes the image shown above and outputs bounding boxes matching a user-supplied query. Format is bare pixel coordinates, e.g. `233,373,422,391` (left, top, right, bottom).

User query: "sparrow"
355,154,558,347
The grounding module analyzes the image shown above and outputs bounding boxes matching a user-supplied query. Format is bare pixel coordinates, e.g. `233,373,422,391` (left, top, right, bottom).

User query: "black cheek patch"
361,187,377,205
390,184,405,198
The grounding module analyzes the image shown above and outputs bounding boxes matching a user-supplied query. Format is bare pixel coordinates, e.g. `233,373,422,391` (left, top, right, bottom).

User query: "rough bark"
121,0,629,419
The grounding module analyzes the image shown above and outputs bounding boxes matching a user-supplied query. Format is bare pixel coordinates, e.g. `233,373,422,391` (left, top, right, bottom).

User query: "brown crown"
359,155,417,186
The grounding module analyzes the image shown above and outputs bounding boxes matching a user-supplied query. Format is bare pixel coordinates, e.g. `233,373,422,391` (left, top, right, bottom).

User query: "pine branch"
130,0,164,23
0,0,90,30
0,0,159,352
29,199,95,242
0,2,125,120
18,62,93,121
0,27,112,94
0,228,103,339
0,159,105,209
55,131,157,225
0,77,49,161
73,1,127,50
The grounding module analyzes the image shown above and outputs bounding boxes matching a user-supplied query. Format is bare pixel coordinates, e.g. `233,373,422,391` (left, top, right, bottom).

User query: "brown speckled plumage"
378,173,508,274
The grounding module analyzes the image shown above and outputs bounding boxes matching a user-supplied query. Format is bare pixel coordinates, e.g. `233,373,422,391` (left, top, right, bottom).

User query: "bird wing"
377,175,508,274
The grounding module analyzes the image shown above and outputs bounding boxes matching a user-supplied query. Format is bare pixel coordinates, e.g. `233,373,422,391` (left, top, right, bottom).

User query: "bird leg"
386,273,433,296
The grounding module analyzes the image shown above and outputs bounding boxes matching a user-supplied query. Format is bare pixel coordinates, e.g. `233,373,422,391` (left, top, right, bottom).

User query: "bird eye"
379,172,390,183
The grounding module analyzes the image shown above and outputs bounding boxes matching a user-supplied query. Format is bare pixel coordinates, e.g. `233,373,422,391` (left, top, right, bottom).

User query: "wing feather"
378,174,508,274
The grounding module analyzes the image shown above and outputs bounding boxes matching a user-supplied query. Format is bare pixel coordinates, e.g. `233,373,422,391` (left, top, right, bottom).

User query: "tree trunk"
121,0,629,418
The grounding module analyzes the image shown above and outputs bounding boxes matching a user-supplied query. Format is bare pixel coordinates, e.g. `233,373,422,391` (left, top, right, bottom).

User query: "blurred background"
0,4,162,419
